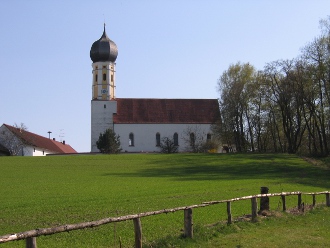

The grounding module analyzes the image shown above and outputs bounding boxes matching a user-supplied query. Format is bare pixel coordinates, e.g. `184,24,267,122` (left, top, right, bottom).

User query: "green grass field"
0,153,329,247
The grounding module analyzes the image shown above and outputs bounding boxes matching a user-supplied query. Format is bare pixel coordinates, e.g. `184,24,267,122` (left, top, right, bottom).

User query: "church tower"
90,25,118,152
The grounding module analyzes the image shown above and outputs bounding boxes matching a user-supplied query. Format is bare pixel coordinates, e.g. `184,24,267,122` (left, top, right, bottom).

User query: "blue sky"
1,0,329,152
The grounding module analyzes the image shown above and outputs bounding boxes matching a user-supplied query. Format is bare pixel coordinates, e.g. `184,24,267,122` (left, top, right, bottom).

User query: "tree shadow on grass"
107,153,330,189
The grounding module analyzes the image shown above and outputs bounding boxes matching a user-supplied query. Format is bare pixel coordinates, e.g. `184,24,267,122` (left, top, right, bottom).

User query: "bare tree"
264,60,307,153
300,19,330,156
159,137,178,153
182,125,215,153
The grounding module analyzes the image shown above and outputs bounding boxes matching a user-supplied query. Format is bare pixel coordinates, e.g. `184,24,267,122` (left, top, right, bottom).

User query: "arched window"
173,132,179,146
156,133,161,146
207,133,211,141
129,133,134,146
103,73,106,81
190,132,195,147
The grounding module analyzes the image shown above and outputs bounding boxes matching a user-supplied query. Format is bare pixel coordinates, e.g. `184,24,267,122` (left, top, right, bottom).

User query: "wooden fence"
0,190,329,248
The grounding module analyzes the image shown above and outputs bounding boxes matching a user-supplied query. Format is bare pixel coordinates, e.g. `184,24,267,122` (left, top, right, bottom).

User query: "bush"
201,140,219,153
159,137,178,153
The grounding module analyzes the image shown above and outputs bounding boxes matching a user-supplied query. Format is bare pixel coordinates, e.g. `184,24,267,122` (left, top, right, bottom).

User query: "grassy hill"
0,153,329,247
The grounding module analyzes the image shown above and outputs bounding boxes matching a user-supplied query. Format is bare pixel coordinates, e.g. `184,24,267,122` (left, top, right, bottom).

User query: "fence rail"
1,190,329,247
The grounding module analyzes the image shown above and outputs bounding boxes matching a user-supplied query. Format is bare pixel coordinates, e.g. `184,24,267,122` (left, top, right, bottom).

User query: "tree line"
215,17,330,156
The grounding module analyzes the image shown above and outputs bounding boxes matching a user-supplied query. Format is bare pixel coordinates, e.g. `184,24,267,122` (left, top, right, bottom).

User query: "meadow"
0,153,329,247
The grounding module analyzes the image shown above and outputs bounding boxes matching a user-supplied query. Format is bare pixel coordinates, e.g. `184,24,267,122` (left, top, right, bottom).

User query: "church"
90,25,220,153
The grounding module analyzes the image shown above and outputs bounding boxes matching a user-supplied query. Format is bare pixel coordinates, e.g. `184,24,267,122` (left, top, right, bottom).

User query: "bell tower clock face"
101,89,108,94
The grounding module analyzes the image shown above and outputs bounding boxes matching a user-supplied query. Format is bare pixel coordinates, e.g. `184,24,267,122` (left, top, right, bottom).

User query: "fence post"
184,208,193,238
312,194,316,207
26,237,37,248
227,201,232,224
251,197,258,222
281,195,286,211
326,193,330,207
298,193,302,210
133,218,142,248
259,187,269,214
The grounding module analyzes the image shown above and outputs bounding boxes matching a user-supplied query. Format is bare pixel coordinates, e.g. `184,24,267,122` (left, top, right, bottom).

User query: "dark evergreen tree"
96,128,122,154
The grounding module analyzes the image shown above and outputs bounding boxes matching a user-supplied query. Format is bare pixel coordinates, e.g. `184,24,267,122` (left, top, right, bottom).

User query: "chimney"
62,140,65,145
53,138,56,141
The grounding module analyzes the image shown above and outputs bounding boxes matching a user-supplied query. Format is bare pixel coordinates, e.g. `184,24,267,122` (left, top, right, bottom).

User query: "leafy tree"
96,128,122,154
217,62,257,152
215,16,330,156
159,137,178,153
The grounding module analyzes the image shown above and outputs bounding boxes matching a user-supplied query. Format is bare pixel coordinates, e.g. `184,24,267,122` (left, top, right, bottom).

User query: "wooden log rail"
0,190,329,247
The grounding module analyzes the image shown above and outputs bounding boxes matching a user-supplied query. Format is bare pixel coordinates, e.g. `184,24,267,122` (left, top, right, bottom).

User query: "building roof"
90,24,118,63
3,124,77,154
113,98,220,124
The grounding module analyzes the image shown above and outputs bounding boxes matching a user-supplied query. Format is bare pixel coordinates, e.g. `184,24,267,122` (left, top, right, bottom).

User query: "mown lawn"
0,153,329,247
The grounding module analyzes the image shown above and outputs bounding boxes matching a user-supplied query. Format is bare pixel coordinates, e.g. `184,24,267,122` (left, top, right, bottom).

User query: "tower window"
111,74,114,82
95,74,98,82
103,73,106,81
129,133,134,146
104,104,106,109
156,133,160,146
174,133,178,146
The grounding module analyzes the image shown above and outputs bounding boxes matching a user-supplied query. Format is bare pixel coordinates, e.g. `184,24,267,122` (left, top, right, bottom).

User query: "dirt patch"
206,203,321,228
302,157,328,168
286,203,315,215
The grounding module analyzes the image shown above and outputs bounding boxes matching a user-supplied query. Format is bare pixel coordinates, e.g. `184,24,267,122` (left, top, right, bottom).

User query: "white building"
0,124,76,156
90,26,220,152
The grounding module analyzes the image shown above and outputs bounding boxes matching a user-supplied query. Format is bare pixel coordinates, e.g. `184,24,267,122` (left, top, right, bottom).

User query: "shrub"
96,128,122,154
159,137,178,153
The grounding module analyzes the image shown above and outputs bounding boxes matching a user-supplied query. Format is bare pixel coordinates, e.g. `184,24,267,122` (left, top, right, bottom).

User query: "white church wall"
91,100,117,152
113,123,213,153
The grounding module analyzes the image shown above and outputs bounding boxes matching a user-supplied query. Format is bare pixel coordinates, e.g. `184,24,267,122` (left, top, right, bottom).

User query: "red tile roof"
113,98,220,124
4,124,77,154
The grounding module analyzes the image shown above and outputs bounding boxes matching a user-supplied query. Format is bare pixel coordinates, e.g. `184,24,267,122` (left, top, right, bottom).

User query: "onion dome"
90,24,118,63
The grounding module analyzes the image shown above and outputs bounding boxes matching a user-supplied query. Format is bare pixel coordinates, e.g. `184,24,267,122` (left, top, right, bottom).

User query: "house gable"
2,124,77,154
